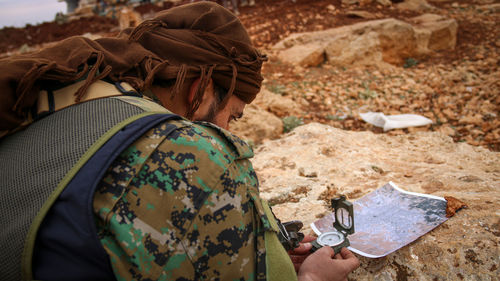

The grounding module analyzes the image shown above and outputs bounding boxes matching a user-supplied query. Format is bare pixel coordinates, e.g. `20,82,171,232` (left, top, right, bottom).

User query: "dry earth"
240,0,500,151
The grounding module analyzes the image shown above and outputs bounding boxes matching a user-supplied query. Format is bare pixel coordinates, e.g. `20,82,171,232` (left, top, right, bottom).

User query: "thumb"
316,246,335,258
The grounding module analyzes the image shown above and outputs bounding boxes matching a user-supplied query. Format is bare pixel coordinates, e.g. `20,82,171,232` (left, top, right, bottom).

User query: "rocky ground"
0,0,498,280
239,0,500,152
253,123,499,280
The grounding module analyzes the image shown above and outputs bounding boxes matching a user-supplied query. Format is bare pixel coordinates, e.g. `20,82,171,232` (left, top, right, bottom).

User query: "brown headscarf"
0,2,266,135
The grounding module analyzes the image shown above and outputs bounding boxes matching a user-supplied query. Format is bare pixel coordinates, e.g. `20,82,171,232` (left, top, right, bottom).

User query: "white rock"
252,123,500,280
277,42,326,67
253,89,302,117
230,104,283,145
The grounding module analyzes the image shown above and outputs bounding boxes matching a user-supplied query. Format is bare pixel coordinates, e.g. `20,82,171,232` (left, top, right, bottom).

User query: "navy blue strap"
114,82,142,97
47,90,55,113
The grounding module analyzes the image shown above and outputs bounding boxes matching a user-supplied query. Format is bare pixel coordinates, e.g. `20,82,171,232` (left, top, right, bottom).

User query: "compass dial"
317,231,345,247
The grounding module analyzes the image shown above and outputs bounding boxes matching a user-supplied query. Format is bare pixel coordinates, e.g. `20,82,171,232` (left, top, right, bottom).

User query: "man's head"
125,1,266,128
151,77,245,130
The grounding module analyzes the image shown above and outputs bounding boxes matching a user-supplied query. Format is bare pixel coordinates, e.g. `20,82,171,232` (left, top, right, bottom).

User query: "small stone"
458,114,483,126
444,196,467,218
442,109,456,120
371,165,384,174
458,175,482,182
376,0,392,6
346,10,377,19
298,167,318,178
438,125,455,137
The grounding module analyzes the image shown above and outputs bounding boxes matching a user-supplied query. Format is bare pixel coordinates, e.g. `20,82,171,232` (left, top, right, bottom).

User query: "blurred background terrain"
0,0,498,151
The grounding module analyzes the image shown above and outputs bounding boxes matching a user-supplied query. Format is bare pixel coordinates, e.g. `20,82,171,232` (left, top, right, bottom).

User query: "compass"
311,195,355,254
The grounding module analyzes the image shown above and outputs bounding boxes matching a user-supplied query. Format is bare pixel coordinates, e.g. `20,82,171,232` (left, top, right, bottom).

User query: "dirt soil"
0,0,498,150
0,16,118,54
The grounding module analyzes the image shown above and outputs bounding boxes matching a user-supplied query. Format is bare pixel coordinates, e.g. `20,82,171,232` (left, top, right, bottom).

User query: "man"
0,2,359,281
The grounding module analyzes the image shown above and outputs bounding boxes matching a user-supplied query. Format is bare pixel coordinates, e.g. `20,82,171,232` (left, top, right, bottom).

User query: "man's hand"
297,247,360,281
288,235,316,272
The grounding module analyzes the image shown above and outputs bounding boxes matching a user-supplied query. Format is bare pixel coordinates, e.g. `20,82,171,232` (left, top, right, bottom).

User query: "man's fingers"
293,263,300,273
345,256,361,272
293,242,312,253
317,246,335,258
334,252,343,260
339,248,360,271
290,255,308,264
339,247,356,259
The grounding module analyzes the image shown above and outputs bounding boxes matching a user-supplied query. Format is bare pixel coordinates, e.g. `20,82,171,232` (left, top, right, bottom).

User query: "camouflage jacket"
93,118,272,280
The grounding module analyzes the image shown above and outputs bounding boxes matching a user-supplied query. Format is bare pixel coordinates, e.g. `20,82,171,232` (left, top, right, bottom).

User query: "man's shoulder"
195,121,253,159
151,118,253,161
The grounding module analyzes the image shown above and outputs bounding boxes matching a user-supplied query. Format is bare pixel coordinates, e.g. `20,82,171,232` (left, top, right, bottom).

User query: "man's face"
193,85,245,130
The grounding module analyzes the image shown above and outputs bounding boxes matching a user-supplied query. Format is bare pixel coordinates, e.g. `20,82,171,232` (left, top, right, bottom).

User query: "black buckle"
277,220,305,251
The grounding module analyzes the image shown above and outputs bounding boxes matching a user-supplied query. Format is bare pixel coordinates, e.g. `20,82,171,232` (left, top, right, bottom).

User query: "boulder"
253,88,302,117
410,14,458,53
277,42,326,67
252,123,499,280
230,104,283,145
274,19,417,67
324,19,417,66
325,30,385,66
477,3,500,13
273,16,458,67
396,0,436,12
272,25,350,50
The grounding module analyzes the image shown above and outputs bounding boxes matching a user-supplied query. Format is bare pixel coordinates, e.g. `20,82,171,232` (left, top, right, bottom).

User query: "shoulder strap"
28,113,180,280
22,111,175,280
261,200,299,281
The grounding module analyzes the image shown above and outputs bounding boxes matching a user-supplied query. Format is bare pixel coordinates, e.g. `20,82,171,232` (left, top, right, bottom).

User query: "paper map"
311,182,448,258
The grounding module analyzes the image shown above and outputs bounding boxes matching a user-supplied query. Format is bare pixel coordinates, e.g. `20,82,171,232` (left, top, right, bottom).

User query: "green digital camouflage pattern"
93,118,278,280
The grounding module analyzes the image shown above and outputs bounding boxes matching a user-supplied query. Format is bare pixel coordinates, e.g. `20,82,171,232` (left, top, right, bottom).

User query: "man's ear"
188,77,213,105
188,78,201,105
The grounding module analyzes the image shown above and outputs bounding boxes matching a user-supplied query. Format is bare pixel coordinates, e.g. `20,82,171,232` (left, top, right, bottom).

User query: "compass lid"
332,195,355,235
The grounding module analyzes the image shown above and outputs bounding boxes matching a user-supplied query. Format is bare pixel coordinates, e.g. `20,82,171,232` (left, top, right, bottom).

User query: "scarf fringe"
13,62,56,112
74,52,112,102
173,64,188,98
